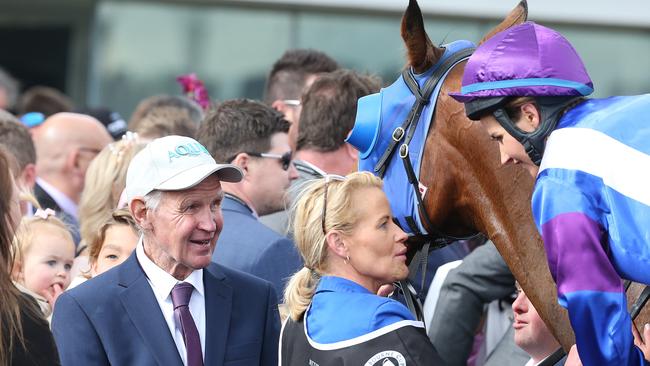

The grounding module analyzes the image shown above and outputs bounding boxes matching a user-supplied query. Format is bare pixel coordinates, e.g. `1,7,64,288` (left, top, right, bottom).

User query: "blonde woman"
76,134,143,248
281,172,442,365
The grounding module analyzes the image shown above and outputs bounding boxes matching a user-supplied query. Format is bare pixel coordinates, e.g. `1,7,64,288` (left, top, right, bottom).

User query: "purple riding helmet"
450,22,594,165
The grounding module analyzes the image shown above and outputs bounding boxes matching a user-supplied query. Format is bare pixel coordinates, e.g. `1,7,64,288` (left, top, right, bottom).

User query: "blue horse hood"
347,40,475,235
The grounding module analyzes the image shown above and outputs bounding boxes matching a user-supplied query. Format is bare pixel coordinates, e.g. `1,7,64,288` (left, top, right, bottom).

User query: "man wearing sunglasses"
198,99,301,297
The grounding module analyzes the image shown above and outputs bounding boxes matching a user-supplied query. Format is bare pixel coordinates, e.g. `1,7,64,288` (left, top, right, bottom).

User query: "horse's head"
398,0,576,349
402,0,531,238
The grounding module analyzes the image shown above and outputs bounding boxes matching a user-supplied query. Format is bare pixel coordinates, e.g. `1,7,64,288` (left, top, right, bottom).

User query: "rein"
624,280,650,322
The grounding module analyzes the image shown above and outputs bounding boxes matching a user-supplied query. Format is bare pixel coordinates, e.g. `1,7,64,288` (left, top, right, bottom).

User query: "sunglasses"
242,151,293,171
321,174,346,235
282,99,301,107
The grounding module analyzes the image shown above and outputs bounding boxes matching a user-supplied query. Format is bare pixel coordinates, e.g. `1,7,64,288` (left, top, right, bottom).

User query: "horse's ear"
401,0,444,73
478,0,528,45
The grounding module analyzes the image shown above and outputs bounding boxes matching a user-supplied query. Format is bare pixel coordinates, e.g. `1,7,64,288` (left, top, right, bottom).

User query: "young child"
11,208,76,319
88,208,139,277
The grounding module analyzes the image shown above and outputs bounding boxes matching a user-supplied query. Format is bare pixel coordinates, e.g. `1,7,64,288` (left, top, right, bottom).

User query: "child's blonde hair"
11,210,74,273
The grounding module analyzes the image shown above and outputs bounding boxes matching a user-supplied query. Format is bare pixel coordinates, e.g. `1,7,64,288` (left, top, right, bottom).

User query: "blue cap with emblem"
125,135,243,201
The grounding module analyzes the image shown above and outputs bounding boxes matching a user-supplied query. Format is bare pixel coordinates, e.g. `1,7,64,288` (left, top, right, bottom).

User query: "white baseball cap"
125,135,242,201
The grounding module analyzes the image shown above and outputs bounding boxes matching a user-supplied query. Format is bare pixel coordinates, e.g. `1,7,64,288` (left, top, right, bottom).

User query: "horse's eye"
491,135,503,143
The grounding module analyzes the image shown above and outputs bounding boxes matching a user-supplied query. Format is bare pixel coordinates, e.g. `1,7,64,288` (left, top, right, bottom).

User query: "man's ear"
19,163,37,190
325,231,349,260
271,100,289,115
129,198,151,231
66,148,84,175
521,102,541,131
231,153,251,177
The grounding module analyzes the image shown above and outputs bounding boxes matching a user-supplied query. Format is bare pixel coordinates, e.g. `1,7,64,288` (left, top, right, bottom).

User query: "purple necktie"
171,282,204,366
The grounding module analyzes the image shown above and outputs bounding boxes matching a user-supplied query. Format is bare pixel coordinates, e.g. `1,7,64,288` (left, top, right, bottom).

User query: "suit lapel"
118,254,183,366
203,264,233,366
34,183,62,213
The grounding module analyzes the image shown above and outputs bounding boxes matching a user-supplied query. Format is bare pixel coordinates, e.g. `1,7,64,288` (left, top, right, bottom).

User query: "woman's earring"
344,255,350,265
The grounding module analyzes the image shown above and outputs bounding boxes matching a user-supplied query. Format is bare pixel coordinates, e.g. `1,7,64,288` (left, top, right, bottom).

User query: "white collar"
294,159,327,177
135,236,204,303
36,177,78,219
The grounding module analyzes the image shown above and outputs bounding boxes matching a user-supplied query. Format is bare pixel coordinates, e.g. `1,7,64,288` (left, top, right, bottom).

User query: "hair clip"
121,131,139,142
33,208,56,220
177,73,211,111
108,131,140,163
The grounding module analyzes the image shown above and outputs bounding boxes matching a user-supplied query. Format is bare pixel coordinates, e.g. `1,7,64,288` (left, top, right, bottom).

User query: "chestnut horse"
392,0,650,351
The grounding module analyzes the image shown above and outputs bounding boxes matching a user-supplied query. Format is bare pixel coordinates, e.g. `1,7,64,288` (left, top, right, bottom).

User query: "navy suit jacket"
213,196,302,297
51,253,280,366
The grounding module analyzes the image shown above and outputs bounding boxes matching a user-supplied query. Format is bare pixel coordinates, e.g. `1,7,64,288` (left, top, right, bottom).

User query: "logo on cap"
168,142,210,162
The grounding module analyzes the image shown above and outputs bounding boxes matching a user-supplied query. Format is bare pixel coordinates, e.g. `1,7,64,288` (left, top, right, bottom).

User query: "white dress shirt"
525,356,554,366
136,237,206,365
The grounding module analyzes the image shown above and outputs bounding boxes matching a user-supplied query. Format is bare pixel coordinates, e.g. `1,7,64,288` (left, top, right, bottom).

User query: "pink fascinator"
176,73,211,111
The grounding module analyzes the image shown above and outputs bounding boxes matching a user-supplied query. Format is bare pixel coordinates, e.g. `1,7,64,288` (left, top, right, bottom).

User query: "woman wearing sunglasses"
280,172,441,365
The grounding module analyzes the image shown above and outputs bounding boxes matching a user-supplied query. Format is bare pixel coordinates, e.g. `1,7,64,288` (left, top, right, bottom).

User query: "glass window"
92,1,650,119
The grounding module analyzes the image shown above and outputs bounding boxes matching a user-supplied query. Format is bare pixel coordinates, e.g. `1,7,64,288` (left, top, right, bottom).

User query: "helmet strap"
492,97,581,166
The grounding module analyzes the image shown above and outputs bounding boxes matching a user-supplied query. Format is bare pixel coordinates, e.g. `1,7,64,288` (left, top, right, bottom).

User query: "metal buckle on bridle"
392,127,405,142
399,144,409,159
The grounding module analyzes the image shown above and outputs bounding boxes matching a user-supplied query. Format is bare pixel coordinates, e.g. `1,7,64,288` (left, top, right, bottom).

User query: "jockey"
450,21,650,366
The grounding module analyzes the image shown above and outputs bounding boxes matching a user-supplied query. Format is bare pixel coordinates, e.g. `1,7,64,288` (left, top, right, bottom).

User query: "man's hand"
632,323,650,361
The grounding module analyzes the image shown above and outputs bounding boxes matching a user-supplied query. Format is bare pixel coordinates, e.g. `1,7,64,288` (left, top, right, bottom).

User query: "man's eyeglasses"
282,99,301,107
321,174,346,235
230,151,293,171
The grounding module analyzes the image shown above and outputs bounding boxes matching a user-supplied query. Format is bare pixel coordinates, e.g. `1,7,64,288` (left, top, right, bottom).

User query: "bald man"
33,112,112,244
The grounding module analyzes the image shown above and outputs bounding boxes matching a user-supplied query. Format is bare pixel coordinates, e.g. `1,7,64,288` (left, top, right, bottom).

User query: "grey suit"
429,241,528,366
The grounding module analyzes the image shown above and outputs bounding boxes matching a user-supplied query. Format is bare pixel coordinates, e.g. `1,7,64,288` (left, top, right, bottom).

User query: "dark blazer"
33,182,81,245
51,253,280,366
213,195,302,296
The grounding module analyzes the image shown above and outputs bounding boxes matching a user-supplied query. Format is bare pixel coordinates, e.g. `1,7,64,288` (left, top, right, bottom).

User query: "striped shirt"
533,95,650,366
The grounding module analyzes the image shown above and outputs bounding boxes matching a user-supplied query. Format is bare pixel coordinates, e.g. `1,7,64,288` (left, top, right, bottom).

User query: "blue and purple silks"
451,21,650,366
534,95,650,366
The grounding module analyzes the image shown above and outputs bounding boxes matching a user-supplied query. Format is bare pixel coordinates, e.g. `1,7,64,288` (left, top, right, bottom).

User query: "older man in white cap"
52,135,280,366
